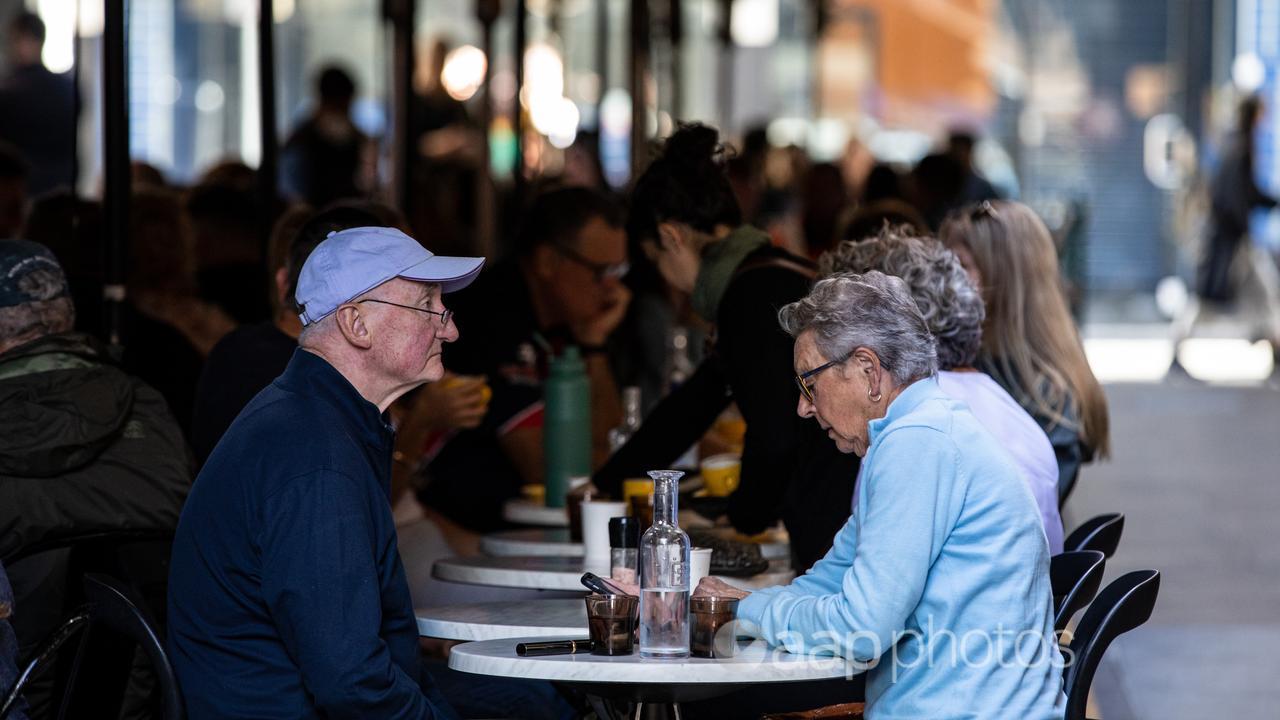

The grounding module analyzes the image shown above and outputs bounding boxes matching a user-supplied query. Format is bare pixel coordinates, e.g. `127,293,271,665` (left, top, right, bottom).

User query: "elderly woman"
698,272,1064,719
819,228,1063,552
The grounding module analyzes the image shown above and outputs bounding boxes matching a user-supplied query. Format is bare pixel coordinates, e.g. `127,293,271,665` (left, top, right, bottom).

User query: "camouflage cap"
0,239,69,309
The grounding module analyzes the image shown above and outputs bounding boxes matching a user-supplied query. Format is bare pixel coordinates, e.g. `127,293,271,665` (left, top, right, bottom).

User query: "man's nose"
441,318,460,342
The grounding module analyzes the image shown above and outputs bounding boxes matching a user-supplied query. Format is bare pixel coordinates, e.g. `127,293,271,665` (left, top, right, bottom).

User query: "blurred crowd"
1,9,1127,720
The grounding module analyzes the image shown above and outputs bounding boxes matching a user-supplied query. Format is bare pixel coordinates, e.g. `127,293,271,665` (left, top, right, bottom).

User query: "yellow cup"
521,483,546,504
700,454,741,497
443,375,492,406
622,478,654,508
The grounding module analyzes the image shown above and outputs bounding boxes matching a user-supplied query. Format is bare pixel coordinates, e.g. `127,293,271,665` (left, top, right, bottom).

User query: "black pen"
516,638,594,656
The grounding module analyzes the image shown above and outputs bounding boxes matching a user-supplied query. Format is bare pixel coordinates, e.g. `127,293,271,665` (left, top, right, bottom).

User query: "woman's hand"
603,575,639,597
693,576,750,600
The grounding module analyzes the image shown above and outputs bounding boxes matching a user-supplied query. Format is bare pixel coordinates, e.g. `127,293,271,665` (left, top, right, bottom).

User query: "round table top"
416,599,586,641
448,636,854,685
502,500,569,527
480,526,791,561
432,555,795,592
480,528,582,557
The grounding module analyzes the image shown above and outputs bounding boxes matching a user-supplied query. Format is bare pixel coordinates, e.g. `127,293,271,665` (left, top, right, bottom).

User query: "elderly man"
167,227,482,719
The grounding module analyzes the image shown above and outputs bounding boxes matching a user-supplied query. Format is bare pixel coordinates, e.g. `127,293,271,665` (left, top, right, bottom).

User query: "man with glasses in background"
168,227,482,719
419,186,630,532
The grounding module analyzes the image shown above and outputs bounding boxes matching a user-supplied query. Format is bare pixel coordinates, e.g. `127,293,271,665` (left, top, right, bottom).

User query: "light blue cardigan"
738,378,1066,720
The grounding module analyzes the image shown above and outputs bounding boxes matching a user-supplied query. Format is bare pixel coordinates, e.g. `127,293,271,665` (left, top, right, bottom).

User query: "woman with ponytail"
593,124,860,572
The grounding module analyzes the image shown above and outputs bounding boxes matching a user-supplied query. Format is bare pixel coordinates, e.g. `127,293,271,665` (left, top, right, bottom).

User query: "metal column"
385,0,416,214
629,0,650,176
258,0,278,219
102,0,130,348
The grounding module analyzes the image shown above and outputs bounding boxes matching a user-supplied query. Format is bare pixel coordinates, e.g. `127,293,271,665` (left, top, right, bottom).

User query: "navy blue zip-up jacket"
168,349,456,719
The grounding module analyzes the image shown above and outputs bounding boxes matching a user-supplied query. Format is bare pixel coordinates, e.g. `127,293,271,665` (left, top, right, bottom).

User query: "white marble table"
416,599,586,641
449,635,856,713
450,635,852,684
432,555,795,592
480,526,792,561
501,499,569,527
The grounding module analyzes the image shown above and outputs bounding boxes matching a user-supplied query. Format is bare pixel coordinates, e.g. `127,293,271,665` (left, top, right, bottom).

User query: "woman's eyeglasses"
794,354,850,403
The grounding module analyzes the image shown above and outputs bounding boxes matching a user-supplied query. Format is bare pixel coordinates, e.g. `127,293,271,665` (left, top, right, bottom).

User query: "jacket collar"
277,349,394,450
690,225,770,322
867,375,943,448
0,332,110,366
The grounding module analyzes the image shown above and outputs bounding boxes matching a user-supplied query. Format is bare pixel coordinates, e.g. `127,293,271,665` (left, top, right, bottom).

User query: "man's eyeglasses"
554,244,630,282
794,354,850,404
357,298,453,327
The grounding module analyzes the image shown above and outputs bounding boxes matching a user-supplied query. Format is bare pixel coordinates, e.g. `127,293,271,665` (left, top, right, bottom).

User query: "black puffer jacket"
0,332,192,560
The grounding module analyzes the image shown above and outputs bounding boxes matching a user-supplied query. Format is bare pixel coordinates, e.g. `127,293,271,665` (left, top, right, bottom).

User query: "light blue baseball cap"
296,226,485,326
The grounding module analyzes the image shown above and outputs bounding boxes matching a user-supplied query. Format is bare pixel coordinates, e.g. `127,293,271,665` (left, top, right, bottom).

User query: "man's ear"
275,267,290,309
335,304,374,349
656,221,685,252
530,243,558,280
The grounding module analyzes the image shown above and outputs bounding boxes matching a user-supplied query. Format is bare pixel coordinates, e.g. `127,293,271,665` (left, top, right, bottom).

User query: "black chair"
1064,513,1124,558
1062,570,1161,720
1050,551,1106,632
2,529,174,718
0,574,184,720
1,613,88,719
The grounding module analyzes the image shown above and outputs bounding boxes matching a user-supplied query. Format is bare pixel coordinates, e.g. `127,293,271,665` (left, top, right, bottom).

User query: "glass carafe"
638,469,691,658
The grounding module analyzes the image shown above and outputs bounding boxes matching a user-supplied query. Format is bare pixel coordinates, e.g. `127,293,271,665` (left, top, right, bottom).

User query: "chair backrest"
0,613,88,720
1064,513,1124,558
73,574,185,720
1050,551,1106,632
1063,570,1161,720
2,530,174,568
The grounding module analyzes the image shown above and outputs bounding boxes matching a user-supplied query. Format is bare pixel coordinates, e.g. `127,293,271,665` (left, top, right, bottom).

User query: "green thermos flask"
543,346,591,508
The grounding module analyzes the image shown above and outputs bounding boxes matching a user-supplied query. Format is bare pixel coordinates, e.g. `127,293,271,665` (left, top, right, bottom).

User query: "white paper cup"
582,500,627,562
689,547,713,591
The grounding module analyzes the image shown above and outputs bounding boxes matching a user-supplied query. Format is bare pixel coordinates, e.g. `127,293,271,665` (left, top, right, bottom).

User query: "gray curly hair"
778,270,937,385
818,226,984,370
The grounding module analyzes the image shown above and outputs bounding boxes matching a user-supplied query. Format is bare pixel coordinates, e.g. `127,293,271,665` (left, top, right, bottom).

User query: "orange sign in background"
820,0,998,129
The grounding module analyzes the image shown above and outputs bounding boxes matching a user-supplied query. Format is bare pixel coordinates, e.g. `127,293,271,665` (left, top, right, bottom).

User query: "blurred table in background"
433,555,794,592
481,528,581,557
480,526,790,561
502,499,569,527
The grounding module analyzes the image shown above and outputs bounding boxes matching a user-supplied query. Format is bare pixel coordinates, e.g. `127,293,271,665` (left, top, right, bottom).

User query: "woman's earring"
867,387,882,403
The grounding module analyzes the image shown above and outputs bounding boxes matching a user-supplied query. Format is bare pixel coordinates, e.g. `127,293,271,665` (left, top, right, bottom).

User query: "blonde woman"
941,200,1110,503
820,227,1064,552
